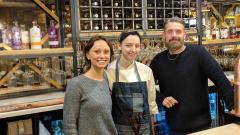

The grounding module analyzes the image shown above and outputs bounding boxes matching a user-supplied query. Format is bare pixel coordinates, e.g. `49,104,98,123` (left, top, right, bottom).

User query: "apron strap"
115,58,142,82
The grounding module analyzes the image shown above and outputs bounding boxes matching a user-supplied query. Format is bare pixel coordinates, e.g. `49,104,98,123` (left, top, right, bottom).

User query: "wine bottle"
174,2,180,8
93,23,100,30
134,2,140,7
135,23,141,29
165,2,171,8
104,13,109,18
92,1,99,6
11,21,22,50
93,12,99,18
157,12,163,18
157,2,163,7
135,12,141,18
48,20,58,48
102,0,111,6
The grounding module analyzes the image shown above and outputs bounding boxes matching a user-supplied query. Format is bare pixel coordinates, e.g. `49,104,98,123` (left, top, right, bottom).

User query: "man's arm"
199,46,234,111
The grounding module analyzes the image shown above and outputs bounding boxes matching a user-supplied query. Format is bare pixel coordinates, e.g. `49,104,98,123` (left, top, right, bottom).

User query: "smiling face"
120,35,141,62
163,22,186,52
86,39,111,70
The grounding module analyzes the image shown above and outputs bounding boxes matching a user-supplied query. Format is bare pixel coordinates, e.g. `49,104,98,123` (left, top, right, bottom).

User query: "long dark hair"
83,35,114,72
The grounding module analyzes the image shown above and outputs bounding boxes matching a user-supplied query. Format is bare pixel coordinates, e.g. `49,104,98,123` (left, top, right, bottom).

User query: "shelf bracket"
26,63,63,89
0,62,22,87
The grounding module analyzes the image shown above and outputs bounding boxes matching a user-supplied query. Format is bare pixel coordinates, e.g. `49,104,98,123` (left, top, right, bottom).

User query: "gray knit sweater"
63,75,118,135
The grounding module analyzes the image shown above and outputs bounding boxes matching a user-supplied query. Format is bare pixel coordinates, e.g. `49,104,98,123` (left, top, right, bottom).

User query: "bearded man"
150,17,234,135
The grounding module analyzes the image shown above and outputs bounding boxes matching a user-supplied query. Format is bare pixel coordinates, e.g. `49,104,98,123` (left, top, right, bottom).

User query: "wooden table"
189,123,240,135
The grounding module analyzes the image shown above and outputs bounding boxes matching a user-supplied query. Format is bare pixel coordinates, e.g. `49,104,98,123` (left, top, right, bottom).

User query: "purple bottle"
6,25,13,47
48,20,58,48
11,21,22,50
0,24,3,50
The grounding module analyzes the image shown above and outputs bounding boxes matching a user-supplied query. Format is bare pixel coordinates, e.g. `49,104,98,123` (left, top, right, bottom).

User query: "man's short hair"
164,17,185,30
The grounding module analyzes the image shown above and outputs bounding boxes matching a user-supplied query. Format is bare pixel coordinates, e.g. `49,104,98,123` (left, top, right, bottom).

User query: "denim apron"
112,59,151,135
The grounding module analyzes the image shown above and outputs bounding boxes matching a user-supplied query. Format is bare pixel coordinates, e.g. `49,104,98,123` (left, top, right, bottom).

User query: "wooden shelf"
203,38,240,46
0,84,51,95
0,48,73,59
186,38,240,46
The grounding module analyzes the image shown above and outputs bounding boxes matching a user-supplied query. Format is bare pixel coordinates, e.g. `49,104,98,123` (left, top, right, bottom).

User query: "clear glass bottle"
221,23,229,39
205,23,212,41
229,20,237,39
30,21,41,49
0,23,3,50
20,24,30,49
48,20,59,48
11,21,22,50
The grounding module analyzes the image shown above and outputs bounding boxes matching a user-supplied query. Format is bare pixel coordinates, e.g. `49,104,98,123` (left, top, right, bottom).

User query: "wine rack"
77,0,196,32
147,0,196,30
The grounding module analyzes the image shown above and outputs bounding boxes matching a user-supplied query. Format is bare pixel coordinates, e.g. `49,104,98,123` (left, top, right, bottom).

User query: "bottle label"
30,27,41,49
49,41,59,46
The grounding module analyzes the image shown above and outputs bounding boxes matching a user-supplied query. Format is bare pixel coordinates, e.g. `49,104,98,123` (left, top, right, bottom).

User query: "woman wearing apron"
107,30,159,135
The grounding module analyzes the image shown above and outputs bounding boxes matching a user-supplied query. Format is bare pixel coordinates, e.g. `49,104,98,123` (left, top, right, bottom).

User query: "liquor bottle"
205,23,212,41
221,23,228,39
20,24,30,49
11,21,22,50
48,20,59,48
30,21,42,49
229,20,237,39
5,25,12,46
0,24,3,50
212,23,217,40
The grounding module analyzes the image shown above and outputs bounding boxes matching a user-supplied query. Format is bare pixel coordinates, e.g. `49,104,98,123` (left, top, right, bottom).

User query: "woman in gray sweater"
63,36,118,135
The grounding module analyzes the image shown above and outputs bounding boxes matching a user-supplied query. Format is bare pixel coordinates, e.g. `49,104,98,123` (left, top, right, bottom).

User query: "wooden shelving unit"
0,48,73,59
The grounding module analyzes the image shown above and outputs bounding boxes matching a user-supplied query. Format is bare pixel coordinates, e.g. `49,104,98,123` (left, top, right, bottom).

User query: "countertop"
189,123,240,135
0,91,64,119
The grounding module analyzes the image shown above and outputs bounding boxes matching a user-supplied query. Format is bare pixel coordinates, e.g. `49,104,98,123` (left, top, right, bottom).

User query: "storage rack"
75,0,196,32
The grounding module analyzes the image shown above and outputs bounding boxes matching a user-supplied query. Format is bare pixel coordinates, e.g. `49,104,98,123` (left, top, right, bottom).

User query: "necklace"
167,52,180,61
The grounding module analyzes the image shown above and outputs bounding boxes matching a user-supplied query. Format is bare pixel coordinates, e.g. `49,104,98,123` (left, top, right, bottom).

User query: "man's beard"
165,38,184,52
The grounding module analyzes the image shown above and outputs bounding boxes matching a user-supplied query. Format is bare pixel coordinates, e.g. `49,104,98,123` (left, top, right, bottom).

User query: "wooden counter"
188,123,240,135
0,91,64,119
